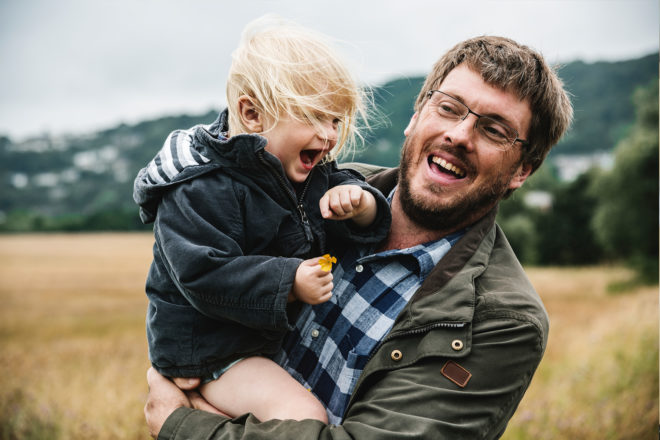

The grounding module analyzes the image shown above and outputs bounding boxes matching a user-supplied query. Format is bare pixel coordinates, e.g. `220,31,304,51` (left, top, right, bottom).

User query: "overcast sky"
1,0,657,140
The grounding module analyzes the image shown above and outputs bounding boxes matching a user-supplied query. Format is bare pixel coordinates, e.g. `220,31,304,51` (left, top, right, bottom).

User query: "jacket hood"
132,110,268,224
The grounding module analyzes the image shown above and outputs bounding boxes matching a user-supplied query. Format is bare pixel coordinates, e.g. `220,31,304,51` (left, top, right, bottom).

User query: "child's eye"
306,113,324,122
304,113,341,127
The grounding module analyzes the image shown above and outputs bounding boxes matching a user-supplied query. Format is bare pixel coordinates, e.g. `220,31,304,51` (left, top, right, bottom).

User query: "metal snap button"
451,340,464,351
311,329,320,338
390,349,403,361
355,264,364,273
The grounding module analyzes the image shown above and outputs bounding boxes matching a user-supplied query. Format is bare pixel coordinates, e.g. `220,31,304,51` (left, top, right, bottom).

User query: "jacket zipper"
258,151,314,243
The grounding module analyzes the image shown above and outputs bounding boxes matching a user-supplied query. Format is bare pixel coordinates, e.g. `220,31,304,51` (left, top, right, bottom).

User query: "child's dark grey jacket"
133,110,391,377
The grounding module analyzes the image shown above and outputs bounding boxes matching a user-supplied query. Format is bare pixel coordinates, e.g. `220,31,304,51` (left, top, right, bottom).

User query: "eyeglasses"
425,90,528,150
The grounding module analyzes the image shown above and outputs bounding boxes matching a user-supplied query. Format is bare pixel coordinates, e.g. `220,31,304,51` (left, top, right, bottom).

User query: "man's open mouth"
428,155,466,178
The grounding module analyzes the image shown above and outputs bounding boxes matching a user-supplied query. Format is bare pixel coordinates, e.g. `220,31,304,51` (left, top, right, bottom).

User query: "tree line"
1,54,657,283
499,80,658,284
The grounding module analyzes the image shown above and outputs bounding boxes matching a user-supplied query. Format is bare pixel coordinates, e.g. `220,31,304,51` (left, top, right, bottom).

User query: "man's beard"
397,138,516,232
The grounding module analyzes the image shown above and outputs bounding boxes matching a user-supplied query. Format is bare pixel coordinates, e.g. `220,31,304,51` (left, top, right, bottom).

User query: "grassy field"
0,233,657,439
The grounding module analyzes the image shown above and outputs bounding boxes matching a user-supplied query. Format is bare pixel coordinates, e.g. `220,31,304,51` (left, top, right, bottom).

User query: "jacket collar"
193,109,274,170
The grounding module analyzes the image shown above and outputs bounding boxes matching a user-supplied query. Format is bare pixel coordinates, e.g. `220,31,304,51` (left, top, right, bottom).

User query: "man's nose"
444,113,477,151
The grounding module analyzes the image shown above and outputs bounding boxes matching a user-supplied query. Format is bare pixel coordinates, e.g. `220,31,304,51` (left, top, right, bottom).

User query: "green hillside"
554,53,658,155
0,52,657,239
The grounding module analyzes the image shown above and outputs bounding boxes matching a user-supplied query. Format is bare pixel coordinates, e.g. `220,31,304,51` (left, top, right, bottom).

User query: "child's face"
262,115,339,183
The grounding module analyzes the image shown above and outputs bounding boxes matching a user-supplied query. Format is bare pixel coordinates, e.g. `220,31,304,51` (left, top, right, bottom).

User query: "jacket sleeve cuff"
159,407,228,440
278,257,304,329
326,182,391,244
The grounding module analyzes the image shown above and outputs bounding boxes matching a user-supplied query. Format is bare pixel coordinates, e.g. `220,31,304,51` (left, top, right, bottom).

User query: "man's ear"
404,112,418,137
237,96,263,133
508,162,533,190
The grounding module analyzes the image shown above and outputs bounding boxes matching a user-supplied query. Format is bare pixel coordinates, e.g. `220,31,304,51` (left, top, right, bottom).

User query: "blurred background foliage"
1,53,657,282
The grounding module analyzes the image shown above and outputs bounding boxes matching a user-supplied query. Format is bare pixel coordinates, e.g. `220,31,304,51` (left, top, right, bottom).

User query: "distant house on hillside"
552,152,613,182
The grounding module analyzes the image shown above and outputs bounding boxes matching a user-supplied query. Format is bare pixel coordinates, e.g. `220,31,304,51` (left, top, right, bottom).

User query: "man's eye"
481,123,508,139
438,102,460,116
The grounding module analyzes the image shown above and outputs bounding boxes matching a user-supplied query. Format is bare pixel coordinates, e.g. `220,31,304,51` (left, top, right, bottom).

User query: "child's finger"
329,191,346,216
302,257,322,268
319,280,333,295
311,267,332,279
339,189,354,213
350,187,363,206
319,193,331,218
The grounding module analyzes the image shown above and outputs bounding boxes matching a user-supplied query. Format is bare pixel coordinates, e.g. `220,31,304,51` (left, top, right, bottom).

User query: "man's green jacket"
158,166,550,440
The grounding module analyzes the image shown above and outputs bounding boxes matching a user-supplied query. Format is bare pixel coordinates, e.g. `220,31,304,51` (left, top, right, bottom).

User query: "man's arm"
147,316,544,440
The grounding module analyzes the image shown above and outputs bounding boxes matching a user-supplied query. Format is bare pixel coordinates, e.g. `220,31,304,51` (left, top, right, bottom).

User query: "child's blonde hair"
226,15,368,160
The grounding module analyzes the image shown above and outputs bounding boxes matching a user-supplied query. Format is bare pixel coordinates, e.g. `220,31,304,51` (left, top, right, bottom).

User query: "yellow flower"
318,254,337,272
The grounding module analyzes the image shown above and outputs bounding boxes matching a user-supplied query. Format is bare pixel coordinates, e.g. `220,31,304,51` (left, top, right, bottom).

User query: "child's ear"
237,96,263,132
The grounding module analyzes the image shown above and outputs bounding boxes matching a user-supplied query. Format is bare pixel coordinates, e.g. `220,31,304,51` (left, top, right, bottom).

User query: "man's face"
398,64,533,231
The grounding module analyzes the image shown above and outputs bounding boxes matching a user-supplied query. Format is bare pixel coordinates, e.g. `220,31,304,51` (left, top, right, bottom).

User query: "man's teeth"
431,156,465,177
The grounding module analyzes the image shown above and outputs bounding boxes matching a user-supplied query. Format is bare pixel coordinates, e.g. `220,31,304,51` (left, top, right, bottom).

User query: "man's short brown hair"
415,36,573,174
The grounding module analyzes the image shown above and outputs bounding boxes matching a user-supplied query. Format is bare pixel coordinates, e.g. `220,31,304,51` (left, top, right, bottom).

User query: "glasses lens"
429,93,466,120
476,117,517,150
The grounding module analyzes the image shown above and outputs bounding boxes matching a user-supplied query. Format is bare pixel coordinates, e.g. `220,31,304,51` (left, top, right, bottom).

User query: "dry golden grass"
0,234,657,439
0,233,153,439
503,267,658,440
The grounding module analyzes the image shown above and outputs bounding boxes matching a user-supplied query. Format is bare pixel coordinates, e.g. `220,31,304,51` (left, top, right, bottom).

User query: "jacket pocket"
146,297,195,370
369,323,472,372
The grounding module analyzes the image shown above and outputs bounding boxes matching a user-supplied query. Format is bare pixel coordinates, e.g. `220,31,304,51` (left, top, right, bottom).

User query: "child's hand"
291,257,334,305
319,185,377,227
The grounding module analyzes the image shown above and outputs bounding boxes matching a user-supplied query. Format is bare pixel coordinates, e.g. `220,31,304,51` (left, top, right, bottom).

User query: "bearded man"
145,35,573,440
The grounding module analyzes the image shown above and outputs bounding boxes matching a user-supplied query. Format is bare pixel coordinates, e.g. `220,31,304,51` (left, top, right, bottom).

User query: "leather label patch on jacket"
441,360,472,388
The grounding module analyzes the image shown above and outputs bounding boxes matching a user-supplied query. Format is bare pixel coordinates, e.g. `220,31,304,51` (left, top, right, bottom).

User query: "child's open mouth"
300,149,324,170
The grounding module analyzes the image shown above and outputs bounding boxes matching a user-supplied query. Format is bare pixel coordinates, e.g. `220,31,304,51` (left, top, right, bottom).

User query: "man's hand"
145,369,225,438
145,368,191,438
320,185,377,227
291,257,333,304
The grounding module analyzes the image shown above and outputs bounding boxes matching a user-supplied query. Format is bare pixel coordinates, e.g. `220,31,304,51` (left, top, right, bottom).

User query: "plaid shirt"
274,223,464,424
